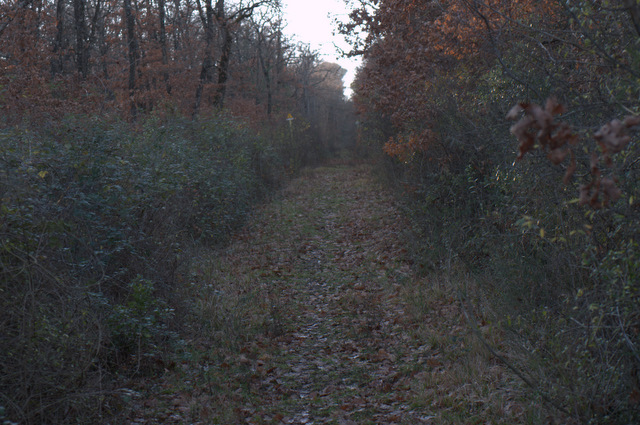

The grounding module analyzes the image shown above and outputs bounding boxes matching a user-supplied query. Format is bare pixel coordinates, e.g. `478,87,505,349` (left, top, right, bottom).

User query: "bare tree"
123,0,139,118
193,0,278,116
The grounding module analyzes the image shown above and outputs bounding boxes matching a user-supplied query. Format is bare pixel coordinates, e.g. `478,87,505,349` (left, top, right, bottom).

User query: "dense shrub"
356,46,640,420
0,112,315,424
370,92,640,422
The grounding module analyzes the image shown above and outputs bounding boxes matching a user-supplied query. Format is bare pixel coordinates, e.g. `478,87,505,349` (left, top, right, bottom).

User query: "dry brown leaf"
595,119,631,155
563,154,577,185
590,152,600,175
623,115,640,127
579,184,592,206
601,177,621,204
506,103,525,120
545,97,566,115
547,147,568,165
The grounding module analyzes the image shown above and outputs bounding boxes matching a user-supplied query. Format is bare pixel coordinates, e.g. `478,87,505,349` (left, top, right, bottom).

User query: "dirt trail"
127,164,525,424
245,165,428,424
219,164,427,423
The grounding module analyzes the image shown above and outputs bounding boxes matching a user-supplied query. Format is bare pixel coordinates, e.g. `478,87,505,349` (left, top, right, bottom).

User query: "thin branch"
617,306,640,366
623,0,640,38
458,289,572,417
464,0,541,100
559,0,640,79
0,0,32,39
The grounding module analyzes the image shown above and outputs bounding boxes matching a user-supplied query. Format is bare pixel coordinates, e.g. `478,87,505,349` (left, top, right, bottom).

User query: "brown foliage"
508,98,638,208
0,0,345,125
507,98,577,179
341,0,559,160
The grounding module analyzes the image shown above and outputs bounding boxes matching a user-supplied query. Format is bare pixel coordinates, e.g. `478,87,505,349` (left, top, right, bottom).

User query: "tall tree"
158,0,170,93
123,0,139,118
193,0,278,116
51,0,68,75
73,0,89,77
252,14,285,116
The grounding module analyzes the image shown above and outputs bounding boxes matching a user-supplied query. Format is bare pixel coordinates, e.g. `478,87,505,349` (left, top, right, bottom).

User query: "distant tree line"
0,0,354,151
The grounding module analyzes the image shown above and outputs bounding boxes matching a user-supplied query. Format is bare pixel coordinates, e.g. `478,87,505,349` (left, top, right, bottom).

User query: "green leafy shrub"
106,276,176,371
0,112,308,424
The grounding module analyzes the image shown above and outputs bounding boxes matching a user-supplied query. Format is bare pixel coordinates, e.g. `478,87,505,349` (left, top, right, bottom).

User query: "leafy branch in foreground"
507,98,640,208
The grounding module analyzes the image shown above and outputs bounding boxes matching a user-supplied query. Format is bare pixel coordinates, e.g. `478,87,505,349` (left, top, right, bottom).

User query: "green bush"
106,276,176,370
368,74,640,422
0,112,306,424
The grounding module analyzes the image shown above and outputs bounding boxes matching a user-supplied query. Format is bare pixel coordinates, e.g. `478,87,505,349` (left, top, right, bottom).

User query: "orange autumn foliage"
383,129,436,162
341,0,560,159
0,0,342,125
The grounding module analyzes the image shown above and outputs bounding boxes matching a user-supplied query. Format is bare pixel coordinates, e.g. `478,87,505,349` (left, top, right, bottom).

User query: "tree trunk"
158,0,171,93
625,0,640,38
73,0,89,78
123,0,138,119
51,0,66,75
257,42,272,116
97,10,109,81
195,0,268,113
213,21,232,108
193,0,216,116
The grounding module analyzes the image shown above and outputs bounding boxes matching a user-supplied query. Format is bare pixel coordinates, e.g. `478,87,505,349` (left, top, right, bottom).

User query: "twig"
457,288,572,417
617,306,640,366
0,392,27,424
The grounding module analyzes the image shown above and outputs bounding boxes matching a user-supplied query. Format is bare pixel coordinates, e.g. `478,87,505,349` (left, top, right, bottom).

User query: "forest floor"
123,163,534,424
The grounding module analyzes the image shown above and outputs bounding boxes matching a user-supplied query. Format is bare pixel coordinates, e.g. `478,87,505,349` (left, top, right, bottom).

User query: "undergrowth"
0,112,317,424
366,97,640,423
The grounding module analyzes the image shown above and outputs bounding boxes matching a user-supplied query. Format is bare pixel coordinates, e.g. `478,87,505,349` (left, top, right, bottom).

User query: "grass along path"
126,164,535,424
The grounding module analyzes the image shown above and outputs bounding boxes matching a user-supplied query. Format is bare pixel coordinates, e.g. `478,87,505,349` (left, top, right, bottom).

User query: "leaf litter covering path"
127,164,528,424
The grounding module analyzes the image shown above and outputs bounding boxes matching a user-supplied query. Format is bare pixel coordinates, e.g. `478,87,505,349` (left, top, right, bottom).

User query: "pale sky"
282,0,361,97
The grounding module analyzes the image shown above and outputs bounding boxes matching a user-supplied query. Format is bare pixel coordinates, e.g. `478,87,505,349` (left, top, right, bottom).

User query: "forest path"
127,164,523,424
